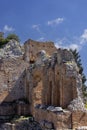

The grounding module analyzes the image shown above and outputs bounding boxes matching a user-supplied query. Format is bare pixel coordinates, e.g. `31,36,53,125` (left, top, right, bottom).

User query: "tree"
0,32,20,48
0,32,9,48
6,33,20,42
70,49,86,84
0,32,4,40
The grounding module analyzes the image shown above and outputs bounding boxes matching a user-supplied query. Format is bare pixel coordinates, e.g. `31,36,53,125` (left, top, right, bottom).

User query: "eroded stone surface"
0,39,87,130
0,40,24,58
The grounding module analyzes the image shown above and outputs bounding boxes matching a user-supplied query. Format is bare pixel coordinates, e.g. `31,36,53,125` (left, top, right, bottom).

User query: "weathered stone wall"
34,108,72,130
0,57,28,103
72,111,87,129
25,47,86,130
34,109,87,129
1,103,29,116
0,103,16,116
42,64,77,108
1,110,87,130
0,118,42,130
24,39,57,62
17,103,30,116
27,51,79,110
0,39,86,129
25,66,43,114
0,102,30,124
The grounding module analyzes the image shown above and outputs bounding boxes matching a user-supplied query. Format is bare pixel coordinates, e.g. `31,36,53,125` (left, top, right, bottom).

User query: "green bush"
0,33,20,48
85,103,87,109
6,33,20,42
0,38,9,48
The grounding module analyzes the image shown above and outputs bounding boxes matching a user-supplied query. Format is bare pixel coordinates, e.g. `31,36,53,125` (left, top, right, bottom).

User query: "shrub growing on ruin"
6,33,20,42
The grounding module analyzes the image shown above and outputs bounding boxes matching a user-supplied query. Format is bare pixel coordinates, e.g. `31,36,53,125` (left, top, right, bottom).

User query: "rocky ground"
0,116,55,130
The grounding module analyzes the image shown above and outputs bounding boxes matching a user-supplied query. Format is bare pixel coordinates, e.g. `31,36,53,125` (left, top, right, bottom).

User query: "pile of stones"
40,120,54,130
35,104,63,113
68,97,86,111
0,117,42,130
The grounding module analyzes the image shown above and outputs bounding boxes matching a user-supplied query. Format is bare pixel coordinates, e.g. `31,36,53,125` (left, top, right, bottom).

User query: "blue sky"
0,0,87,83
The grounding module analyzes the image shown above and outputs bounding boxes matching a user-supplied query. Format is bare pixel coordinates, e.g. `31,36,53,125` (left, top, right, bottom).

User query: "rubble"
40,120,54,130
68,97,86,111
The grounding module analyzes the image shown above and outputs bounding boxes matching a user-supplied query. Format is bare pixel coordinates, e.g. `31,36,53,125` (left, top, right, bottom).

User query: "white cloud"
55,38,67,49
55,43,63,49
55,43,80,51
81,29,87,40
32,24,40,31
55,38,81,51
85,80,87,86
55,29,87,51
80,29,87,44
47,18,64,26
37,37,45,41
53,28,87,52
68,44,80,50
32,24,45,36
3,25,14,32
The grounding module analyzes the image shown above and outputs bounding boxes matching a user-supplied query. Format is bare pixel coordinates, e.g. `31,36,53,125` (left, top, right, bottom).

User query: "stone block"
44,121,53,129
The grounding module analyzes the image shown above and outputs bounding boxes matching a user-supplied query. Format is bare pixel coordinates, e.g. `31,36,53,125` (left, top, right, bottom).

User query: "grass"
14,116,29,122
85,103,87,109
11,115,32,123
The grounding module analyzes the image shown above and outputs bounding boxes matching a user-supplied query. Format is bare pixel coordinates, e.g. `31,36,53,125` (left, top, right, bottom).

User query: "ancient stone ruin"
0,39,87,130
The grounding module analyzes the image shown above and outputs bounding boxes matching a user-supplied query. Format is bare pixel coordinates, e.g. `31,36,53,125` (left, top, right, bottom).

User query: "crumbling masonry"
0,39,87,129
